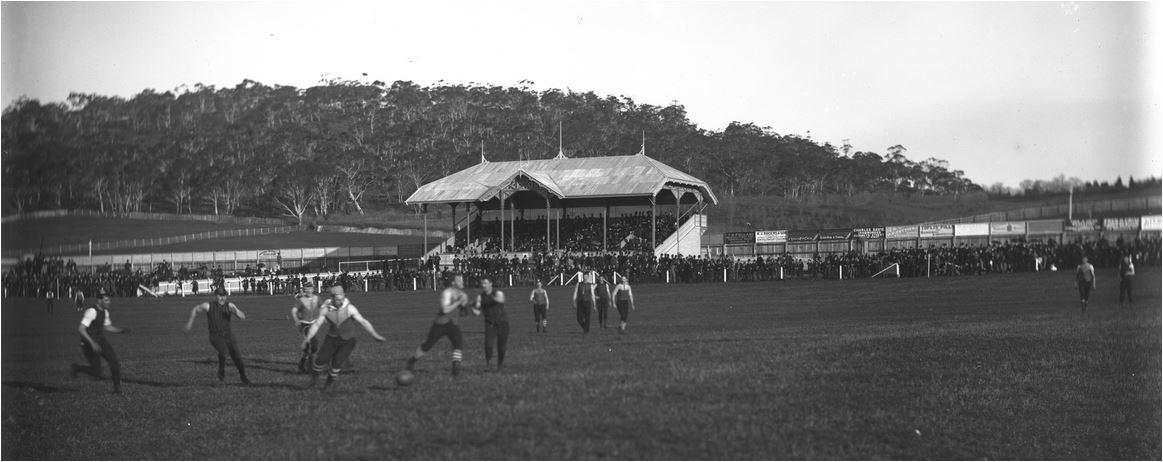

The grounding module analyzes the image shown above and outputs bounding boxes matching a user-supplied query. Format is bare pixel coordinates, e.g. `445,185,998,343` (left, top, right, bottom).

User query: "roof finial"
480,140,487,163
554,120,567,159
638,130,646,156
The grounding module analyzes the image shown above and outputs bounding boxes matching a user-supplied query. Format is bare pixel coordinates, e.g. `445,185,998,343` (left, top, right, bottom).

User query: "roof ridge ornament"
480,140,488,164
638,130,646,156
555,121,568,159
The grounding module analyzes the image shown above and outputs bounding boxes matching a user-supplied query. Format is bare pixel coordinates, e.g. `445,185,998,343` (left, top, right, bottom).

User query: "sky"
2,1,1160,189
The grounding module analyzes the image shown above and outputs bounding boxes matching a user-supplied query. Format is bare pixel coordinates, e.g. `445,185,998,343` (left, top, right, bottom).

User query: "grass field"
2,270,1159,460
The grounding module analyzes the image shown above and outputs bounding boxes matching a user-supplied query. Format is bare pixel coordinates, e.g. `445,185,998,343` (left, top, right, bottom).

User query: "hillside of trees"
0,78,1001,221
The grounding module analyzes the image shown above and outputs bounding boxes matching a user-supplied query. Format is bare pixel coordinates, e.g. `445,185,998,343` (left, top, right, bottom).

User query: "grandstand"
405,151,718,258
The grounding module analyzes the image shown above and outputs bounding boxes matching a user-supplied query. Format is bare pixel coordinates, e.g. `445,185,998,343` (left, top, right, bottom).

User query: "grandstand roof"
405,153,718,206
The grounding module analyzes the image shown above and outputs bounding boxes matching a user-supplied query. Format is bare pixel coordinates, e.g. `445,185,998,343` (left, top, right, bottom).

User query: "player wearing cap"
70,288,130,394
184,287,251,384
405,273,472,376
301,285,386,388
291,284,322,373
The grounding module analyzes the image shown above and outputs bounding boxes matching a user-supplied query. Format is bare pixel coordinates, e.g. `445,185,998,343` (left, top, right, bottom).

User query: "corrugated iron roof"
405,154,718,205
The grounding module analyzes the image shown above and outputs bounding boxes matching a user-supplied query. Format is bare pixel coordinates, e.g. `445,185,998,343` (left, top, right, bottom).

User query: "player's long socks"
451,350,462,376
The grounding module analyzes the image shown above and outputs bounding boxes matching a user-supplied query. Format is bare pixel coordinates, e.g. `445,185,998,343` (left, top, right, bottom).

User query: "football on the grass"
396,370,414,386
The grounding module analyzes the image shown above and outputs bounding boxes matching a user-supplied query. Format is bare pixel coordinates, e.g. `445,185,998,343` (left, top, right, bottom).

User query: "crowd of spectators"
2,255,161,300
5,235,1159,300
454,212,680,254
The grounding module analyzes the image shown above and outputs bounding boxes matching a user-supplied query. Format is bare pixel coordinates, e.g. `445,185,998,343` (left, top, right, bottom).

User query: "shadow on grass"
120,377,186,388
2,381,74,393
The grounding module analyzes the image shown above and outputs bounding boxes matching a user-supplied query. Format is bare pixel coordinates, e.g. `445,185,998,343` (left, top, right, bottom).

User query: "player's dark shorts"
420,322,464,352
616,299,631,322
314,335,356,374
1077,282,1093,301
533,304,547,323
209,332,240,356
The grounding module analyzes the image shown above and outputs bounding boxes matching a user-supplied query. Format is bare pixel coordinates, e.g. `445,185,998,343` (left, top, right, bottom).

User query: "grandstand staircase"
655,213,707,256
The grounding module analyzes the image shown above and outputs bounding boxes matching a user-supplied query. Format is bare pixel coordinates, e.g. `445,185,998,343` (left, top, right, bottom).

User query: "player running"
405,273,472,376
291,285,322,373
70,288,130,394
184,287,251,384
301,285,386,388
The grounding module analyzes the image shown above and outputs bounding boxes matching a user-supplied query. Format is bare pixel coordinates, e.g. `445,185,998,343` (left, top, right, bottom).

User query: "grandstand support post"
422,205,429,257
556,209,561,250
466,202,473,246
927,254,931,278
545,197,551,253
509,196,514,252
650,196,657,251
500,192,506,253
674,189,681,252
603,200,608,252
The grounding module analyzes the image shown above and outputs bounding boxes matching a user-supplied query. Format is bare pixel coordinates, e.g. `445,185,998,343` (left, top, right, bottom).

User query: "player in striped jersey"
302,285,386,388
